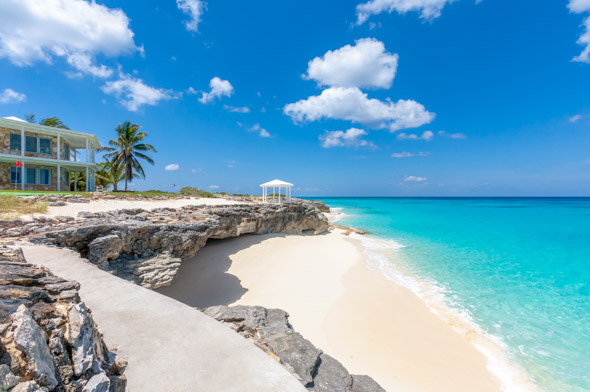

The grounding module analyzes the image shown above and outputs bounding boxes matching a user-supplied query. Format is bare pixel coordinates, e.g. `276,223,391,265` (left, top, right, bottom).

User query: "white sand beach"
156,230,504,392
37,197,242,218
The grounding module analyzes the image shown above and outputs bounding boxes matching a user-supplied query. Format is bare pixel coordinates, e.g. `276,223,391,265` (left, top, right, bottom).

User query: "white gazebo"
260,179,293,203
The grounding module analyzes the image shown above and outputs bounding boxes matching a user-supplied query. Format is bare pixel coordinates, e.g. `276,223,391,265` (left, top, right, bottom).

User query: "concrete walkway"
21,245,306,392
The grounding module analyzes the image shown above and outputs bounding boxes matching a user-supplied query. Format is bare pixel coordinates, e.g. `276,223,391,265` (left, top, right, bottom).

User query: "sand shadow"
155,234,286,308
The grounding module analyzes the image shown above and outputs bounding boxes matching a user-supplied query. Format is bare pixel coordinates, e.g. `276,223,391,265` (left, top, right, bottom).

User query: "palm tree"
25,114,70,129
103,121,156,191
95,159,127,191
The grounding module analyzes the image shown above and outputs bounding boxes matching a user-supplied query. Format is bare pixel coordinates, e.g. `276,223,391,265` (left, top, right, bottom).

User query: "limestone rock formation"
1,203,330,290
202,305,385,392
0,247,126,392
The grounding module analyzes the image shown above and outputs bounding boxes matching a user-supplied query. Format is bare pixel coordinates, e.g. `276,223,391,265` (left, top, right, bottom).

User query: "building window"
64,144,70,160
39,138,51,155
25,168,36,185
9,134,21,151
10,167,21,184
25,136,37,153
39,169,51,185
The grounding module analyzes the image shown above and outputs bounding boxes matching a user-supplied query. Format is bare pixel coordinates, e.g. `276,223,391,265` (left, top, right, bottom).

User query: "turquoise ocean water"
309,197,590,392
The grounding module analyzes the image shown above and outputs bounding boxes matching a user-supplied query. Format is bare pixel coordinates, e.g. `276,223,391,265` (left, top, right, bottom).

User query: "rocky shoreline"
1,202,329,289
203,305,385,392
0,247,125,392
0,199,386,391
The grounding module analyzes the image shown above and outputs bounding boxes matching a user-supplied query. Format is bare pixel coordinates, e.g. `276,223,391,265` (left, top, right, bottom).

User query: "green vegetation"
0,195,47,220
96,159,127,192
0,190,91,197
179,187,216,198
103,121,157,192
25,114,70,129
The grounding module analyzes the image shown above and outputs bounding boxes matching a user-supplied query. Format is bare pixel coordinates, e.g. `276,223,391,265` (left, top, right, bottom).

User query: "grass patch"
0,195,47,220
105,190,178,198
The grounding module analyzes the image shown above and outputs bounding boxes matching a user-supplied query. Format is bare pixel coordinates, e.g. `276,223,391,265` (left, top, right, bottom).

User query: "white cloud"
186,87,198,95
165,163,180,171
320,128,375,148
569,114,583,122
438,130,467,139
224,105,250,113
284,87,434,132
65,53,112,78
397,130,434,141
356,0,456,25
250,124,271,138
0,88,26,104
209,185,220,189
199,77,234,104
102,73,177,112
305,38,398,89
403,175,428,182
176,0,206,32
0,0,138,76
392,151,429,157
569,0,590,62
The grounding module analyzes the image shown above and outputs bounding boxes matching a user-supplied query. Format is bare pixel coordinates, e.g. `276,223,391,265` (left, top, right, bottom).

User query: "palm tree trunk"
124,177,128,192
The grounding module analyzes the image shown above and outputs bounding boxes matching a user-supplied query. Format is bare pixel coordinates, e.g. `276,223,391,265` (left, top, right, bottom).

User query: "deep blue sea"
309,197,590,392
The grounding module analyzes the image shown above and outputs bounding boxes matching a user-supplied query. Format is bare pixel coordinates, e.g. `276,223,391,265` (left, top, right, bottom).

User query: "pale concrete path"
21,245,306,392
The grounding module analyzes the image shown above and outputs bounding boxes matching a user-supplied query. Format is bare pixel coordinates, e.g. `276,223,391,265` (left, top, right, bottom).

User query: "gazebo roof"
260,179,294,187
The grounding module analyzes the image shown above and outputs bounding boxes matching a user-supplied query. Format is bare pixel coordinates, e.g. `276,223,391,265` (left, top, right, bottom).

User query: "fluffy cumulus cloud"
250,124,271,138
305,38,398,89
177,0,206,32
397,130,434,141
165,163,180,171
569,0,590,62
356,0,456,25
403,175,428,182
320,128,375,148
0,0,138,76
284,87,434,132
392,151,429,157
102,73,177,112
0,88,26,104
199,77,234,104
438,130,467,139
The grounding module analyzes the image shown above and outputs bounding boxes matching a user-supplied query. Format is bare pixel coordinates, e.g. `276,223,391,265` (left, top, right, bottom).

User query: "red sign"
15,160,23,168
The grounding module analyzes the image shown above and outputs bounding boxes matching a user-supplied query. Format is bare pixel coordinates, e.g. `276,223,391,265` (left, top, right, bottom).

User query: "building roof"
0,116,101,149
260,179,294,187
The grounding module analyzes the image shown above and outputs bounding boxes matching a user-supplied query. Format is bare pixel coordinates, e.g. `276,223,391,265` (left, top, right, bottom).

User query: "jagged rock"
48,202,66,207
10,305,58,389
351,375,386,392
0,364,19,390
67,303,109,379
82,372,110,392
202,305,385,392
3,203,329,289
86,235,122,268
0,247,125,392
10,380,46,392
311,354,352,392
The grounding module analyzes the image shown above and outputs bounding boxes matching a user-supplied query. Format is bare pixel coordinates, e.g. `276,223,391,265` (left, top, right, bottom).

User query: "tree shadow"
155,234,286,308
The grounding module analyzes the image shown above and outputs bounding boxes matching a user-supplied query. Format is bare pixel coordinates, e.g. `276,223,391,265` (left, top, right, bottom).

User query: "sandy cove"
156,230,503,392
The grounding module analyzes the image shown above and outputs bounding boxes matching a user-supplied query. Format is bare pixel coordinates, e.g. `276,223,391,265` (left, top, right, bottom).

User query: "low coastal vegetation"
0,195,47,219
179,186,216,198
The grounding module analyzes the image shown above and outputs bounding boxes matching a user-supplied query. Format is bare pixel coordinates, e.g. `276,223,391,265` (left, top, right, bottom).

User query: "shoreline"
156,227,505,391
325,207,543,392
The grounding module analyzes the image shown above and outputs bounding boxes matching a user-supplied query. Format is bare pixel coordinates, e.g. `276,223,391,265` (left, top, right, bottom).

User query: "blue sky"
1,0,589,196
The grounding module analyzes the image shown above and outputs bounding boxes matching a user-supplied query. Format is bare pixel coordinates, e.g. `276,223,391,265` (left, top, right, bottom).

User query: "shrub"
179,187,216,198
